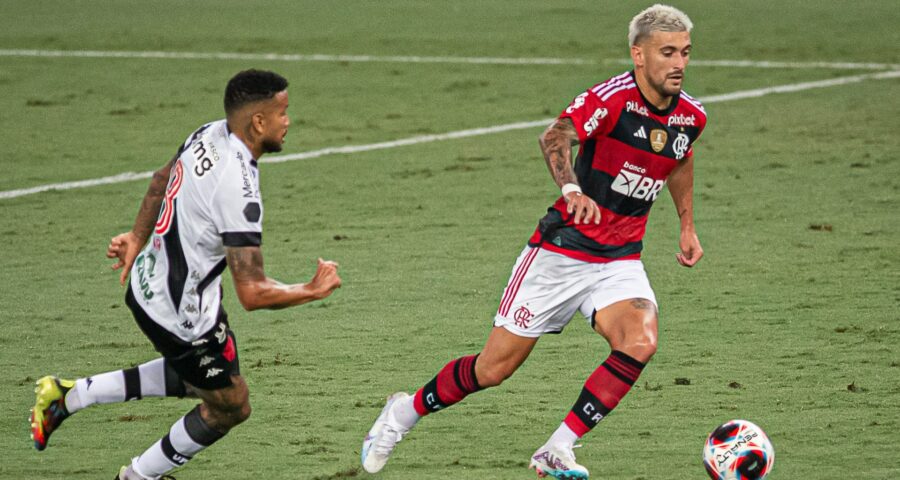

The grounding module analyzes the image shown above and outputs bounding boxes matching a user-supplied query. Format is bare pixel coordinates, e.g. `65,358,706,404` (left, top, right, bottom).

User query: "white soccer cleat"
361,392,411,473
529,443,590,480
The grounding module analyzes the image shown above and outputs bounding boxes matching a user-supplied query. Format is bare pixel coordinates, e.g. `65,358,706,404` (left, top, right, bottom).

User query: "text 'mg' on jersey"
529,71,708,262
130,119,263,341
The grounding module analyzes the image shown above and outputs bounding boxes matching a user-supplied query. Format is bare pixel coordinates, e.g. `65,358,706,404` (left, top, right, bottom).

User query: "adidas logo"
633,126,647,139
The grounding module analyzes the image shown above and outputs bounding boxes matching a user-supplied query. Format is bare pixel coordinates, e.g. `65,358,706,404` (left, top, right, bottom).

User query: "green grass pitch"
1,1,898,479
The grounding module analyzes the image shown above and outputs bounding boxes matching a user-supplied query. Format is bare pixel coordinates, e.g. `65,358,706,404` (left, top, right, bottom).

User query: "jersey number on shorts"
155,160,184,236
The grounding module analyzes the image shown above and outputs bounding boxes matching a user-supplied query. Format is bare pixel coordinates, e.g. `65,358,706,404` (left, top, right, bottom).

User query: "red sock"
413,354,481,416
563,350,645,437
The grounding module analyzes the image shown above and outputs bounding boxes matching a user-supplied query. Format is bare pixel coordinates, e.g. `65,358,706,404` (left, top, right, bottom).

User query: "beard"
261,138,283,154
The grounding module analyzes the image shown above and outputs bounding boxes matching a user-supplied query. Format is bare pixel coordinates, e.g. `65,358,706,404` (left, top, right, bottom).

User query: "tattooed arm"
667,155,703,267
107,156,177,285
538,118,600,225
225,247,342,311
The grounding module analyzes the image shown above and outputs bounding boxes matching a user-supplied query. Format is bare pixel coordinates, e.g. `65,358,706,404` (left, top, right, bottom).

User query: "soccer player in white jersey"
362,5,705,479
30,69,342,480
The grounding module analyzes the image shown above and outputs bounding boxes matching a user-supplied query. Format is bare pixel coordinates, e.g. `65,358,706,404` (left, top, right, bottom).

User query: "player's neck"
227,119,264,160
633,70,673,111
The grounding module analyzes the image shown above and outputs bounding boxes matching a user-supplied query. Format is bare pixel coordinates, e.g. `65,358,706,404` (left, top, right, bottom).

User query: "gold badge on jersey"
650,129,668,152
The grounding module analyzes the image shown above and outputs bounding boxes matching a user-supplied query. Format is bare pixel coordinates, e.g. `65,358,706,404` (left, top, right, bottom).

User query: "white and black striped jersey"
129,119,263,342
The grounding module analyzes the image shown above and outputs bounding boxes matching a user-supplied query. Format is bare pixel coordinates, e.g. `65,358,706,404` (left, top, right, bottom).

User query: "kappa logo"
610,170,666,201
583,107,608,135
206,367,224,378
214,323,227,344
633,126,647,139
672,132,690,160
199,355,215,367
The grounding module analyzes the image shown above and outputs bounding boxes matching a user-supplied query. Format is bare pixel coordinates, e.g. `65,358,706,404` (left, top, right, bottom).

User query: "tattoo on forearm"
540,119,579,187
226,247,266,283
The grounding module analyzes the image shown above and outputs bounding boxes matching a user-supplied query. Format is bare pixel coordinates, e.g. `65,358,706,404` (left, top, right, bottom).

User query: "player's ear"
630,45,644,68
251,112,266,134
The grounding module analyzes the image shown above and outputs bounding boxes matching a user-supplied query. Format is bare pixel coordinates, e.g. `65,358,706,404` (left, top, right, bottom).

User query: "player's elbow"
234,283,266,311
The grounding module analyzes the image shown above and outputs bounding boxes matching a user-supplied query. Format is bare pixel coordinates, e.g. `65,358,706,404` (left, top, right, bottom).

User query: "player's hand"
107,231,142,285
676,229,703,267
564,191,601,225
309,258,342,299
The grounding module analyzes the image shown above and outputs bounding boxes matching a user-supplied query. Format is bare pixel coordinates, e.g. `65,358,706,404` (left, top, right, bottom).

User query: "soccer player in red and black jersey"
363,5,706,478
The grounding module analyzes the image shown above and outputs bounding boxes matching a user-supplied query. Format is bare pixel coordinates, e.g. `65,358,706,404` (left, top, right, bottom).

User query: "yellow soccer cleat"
30,375,74,451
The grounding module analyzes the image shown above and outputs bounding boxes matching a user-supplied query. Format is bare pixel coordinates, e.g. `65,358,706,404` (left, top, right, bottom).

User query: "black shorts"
126,286,240,390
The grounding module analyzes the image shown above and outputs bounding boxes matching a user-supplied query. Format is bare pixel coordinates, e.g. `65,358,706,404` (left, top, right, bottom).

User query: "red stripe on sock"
459,355,478,393
605,356,640,381
564,411,592,437
413,389,429,416
585,359,641,411
436,360,466,404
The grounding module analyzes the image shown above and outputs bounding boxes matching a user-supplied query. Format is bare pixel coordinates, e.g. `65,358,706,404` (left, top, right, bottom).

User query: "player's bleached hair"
628,4,693,46
224,69,289,115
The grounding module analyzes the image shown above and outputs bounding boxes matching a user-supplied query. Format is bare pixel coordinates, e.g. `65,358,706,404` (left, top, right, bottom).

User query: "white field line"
2,70,899,201
2,48,899,70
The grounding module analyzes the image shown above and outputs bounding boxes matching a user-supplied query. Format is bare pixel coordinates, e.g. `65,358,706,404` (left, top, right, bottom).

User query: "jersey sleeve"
559,88,614,143
210,162,263,248
685,112,708,160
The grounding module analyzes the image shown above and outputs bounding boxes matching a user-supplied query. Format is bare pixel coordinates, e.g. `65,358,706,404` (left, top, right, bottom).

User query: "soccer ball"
702,419,774,480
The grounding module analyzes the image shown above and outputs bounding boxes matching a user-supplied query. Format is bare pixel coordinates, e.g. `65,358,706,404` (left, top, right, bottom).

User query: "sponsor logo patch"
583,107,608,135
610,170,666,201
565,92,589,114
667,113,696,126
626,101,650,117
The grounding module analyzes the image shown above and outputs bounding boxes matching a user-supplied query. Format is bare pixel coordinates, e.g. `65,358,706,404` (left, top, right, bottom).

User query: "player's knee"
621,332,657,363
234,400,252,424
208,399,251,429
476,362,517,388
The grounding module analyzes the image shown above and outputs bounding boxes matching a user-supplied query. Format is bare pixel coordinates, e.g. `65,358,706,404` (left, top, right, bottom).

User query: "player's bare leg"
362,327,537,473
474,326,539,388
531,298,657,479
592,298,658,363
118,375,250,480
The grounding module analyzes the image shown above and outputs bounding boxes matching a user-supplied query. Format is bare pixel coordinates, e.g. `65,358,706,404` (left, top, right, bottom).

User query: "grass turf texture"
1,1,899,479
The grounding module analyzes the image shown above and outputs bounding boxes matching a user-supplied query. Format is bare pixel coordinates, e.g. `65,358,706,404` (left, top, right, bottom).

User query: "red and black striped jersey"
528,70,707,262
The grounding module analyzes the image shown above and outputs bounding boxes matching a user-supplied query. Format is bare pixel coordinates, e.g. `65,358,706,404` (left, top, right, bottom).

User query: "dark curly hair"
224,69,289,115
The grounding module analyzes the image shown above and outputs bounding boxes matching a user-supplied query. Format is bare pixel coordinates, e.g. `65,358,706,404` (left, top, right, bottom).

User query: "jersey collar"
630,70,680,117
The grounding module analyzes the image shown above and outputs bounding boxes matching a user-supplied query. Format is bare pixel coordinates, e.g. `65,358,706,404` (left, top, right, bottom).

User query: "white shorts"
493,246,657,338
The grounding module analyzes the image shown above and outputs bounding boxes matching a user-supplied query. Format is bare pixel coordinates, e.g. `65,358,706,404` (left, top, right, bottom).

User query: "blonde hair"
628,4,693,46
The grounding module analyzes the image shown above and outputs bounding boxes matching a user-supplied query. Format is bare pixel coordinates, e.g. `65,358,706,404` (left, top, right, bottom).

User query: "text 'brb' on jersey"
529,70,707,263
130,119,263,341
